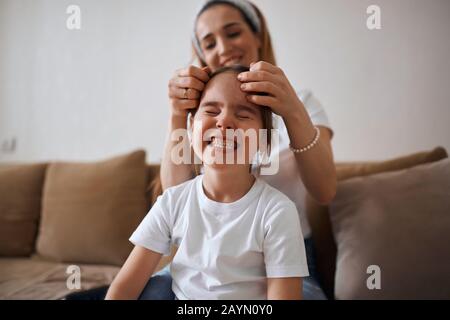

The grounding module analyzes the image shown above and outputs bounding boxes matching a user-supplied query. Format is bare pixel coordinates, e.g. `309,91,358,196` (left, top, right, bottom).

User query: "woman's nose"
216,37,231,55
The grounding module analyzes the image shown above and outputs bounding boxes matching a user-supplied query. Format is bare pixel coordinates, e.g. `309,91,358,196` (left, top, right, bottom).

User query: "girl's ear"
188,115,193,139
189,113,195,132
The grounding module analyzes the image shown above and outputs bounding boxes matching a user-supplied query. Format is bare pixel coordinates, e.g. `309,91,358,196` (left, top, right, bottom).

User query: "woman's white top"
254,89,332,238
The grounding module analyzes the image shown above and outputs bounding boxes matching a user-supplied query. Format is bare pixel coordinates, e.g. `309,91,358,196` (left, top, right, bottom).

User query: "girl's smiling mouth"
207,137,238,151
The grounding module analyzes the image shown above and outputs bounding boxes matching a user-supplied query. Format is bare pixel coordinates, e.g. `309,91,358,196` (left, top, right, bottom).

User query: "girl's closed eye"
236,112,252,120
236,105,257,120
202,107,220,116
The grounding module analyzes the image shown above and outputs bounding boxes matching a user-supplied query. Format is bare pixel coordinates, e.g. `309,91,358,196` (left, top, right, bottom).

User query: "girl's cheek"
191,124,201,144
191,133,205,160
193,123,210,151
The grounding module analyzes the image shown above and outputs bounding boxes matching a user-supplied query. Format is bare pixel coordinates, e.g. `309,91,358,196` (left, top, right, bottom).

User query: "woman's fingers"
246,94,278,109
169,65,211,101
237,70,279,84
176,65,210,83
170,97,198,110
239,62,301,119
168,65,211,116
249,61,283,75
169,87,201,100
237,63,291,113
240,81,279,97
169,76,206,92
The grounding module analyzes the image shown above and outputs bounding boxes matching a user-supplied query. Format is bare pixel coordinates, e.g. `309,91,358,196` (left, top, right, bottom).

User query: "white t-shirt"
254,89,332,238
129,174,309,300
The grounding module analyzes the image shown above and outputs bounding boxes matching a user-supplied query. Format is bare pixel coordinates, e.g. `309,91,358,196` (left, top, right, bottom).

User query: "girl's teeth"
212,140,235,150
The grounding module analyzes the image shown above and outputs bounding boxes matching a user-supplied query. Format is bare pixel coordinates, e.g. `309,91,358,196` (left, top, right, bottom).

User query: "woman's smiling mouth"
221,56,242,66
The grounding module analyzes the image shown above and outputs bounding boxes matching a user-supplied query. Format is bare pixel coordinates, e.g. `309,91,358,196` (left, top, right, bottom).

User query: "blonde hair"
191,2,277,67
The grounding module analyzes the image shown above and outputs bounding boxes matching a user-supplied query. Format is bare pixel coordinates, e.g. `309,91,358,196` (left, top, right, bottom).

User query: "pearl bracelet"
289,126,321,154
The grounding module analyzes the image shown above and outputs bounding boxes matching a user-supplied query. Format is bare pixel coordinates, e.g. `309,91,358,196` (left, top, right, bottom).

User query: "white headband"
192,0,261,62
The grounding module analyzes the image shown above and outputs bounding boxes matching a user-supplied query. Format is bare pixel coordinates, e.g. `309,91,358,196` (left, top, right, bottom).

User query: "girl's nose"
216,112,235,130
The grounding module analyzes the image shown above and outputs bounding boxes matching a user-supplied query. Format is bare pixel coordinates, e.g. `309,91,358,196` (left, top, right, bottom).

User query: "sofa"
0,147,449,300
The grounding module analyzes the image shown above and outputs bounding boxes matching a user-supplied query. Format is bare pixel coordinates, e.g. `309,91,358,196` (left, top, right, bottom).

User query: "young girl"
105,66,309,300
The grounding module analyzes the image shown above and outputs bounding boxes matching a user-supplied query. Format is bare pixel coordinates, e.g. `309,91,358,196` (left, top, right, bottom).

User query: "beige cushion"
330,159,450,299
36,150,148,266
336,146,447,180
0,163,47,256
306,146,448,298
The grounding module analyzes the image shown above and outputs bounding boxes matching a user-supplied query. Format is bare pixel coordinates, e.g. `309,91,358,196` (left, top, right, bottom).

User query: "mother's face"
195,4,261,71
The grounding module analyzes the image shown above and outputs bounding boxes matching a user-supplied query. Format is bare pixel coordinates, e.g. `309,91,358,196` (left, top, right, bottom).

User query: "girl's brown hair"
191,1,277,67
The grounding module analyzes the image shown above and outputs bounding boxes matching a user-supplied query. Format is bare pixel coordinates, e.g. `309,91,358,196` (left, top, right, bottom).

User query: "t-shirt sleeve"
129,193,172,256
269,89,333,157
263,199,310,278
299,89,333,137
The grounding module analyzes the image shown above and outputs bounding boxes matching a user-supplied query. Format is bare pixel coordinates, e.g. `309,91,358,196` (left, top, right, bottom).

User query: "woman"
152,0,336,300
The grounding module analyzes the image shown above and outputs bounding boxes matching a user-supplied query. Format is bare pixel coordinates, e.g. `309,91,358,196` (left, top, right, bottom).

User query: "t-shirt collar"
196,174,263,215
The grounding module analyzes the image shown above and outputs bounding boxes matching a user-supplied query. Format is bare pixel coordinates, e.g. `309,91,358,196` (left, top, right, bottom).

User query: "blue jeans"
302,237,328,300
139,237,327,300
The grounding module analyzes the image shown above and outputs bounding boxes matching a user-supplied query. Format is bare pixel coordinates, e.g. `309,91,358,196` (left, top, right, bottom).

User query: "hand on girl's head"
168,65,212,117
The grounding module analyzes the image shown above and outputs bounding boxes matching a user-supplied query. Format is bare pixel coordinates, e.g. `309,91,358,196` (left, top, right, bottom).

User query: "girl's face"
195,4,261,71
191,72,264,169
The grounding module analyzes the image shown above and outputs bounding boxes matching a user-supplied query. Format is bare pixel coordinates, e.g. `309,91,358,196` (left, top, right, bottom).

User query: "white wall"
0,0,449,163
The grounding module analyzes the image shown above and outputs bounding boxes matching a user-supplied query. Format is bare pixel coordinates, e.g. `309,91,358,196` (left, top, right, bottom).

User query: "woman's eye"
237,114,251,119
204,110,219,115
204,42,215,50
228,32,241,38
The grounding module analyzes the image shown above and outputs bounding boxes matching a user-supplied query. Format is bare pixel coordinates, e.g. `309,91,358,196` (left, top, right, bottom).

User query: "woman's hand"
168,65,211,118
237,61,302,121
